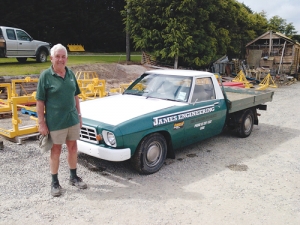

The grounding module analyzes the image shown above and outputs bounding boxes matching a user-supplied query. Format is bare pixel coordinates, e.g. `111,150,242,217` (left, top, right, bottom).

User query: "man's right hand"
38,122,49,135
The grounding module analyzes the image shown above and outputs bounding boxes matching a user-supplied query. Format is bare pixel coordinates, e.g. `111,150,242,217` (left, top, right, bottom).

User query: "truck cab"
0,26,51,63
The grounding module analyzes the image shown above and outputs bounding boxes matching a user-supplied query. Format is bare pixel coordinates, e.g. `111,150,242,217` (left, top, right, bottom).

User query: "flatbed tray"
224,87,274,113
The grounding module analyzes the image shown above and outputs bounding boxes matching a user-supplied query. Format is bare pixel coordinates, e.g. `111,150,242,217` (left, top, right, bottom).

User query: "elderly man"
36,43,87,197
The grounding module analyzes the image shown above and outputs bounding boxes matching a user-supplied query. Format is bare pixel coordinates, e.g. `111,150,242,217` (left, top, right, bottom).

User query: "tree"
284,23,297,37
125,0,200,68
268,15,297,37
293,35,300,43
126,0,131,63
126,0,226,68
125,0,268,68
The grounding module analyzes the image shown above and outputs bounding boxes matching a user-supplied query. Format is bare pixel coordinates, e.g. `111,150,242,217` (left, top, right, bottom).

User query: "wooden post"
268,30,273,56
174,55,178,69
278,41,286,74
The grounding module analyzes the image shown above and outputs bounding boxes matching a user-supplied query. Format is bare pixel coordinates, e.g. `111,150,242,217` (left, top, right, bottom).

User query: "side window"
16,30,31,41
6,29,16,40
191,78,215,102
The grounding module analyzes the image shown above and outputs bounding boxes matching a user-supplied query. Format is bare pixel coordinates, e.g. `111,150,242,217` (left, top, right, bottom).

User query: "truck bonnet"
80,94,186,126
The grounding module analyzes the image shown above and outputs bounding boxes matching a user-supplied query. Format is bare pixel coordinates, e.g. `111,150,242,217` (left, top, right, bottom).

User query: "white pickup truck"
0,26,51,63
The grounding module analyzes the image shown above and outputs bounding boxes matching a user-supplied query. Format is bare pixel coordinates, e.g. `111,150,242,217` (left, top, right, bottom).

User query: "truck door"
4,29,18,56
16,29,34,56
183,77,227,145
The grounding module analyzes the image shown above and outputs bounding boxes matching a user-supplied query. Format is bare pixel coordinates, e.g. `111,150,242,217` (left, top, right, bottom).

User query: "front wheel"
130,133,167,174
36,50,47,63
237,109,254,138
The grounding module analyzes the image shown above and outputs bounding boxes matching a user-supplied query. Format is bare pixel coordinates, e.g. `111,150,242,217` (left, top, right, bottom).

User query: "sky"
240,0,300,34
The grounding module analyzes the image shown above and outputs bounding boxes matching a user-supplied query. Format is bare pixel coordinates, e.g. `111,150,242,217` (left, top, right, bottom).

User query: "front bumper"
77,140,131,161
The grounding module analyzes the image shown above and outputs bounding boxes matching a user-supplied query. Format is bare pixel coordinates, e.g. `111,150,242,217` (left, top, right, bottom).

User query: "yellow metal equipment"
233,59,240,75
128,83,145,92
0,83,12,112
0,95,38,139
75,71,98,80
1,77,38,115
232,70,253,88
75,71,106,100
214,73,221,79
18,92,38,116
109,88,122,94
78,81,106,100
11,77,38,97
67,44,85,52
108,82,134,94
120,83,132,93
256,73,278,90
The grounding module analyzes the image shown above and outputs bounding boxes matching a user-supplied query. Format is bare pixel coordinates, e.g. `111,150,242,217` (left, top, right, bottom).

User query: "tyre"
237,109,254,138
16,57,27,63
131,133,167,174
36,50,47,63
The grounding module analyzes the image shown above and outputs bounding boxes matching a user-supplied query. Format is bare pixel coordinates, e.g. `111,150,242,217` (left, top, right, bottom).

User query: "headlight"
107,132,116,145
102,130,116,147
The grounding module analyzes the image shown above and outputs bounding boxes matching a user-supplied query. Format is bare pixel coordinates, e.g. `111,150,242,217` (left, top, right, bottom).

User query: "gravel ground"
0,82,300,225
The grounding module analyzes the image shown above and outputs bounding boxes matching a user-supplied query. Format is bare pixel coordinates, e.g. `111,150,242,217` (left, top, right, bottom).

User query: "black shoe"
69,176,87,189
51,182,62,197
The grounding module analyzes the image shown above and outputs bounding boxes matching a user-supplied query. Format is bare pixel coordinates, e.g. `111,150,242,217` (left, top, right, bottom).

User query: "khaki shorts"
50,123,80,144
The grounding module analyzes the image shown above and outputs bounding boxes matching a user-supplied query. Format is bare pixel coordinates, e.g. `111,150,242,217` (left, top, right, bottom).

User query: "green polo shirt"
36,66,81,131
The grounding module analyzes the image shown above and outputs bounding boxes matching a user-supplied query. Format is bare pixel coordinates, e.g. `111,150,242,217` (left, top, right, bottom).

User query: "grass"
0,53,142,76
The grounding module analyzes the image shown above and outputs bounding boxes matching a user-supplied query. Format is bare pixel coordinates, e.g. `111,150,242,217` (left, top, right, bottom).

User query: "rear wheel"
36,50,47,63
16,57,27,63
237,109,254,138
131,133,167,174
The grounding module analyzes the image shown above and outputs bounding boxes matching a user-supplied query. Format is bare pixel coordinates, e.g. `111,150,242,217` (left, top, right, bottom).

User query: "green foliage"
268,15,297,37
125,0,271,68
292,35,300,43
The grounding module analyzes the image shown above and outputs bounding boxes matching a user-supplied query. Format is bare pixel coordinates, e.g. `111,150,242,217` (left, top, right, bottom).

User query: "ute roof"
145,69,214,77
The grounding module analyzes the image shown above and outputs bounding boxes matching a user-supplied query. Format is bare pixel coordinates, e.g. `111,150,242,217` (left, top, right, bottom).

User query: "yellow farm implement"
232,70,253,89
67,44,85,52
11,77,38,97
256,73,278,91
0,95,39,143
0,83,12,113
75,71,107,100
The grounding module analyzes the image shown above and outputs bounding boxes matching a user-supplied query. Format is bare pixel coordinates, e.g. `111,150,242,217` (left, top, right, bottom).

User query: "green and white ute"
78,69,274,174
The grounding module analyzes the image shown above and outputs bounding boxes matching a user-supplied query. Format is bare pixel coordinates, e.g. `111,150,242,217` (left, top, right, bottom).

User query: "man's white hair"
50,43,68,57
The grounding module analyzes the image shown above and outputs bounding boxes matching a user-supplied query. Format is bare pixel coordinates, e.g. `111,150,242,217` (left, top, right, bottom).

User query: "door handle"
214,101,220,108
19,43,22,45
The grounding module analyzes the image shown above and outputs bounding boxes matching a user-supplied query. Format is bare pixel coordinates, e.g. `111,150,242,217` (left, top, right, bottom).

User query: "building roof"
246,30,300,47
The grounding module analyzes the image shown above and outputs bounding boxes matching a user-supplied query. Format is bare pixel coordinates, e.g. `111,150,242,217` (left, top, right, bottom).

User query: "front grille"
80,125,99,144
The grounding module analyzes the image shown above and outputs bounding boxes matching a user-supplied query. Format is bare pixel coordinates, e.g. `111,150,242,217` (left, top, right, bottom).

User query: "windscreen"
123,73,192,102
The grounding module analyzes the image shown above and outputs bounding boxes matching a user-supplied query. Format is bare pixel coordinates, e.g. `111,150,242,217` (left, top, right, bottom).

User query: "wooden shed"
245,31,300,76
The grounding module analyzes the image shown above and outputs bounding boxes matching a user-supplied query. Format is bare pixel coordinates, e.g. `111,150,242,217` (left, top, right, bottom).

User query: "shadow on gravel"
77,122,299,201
